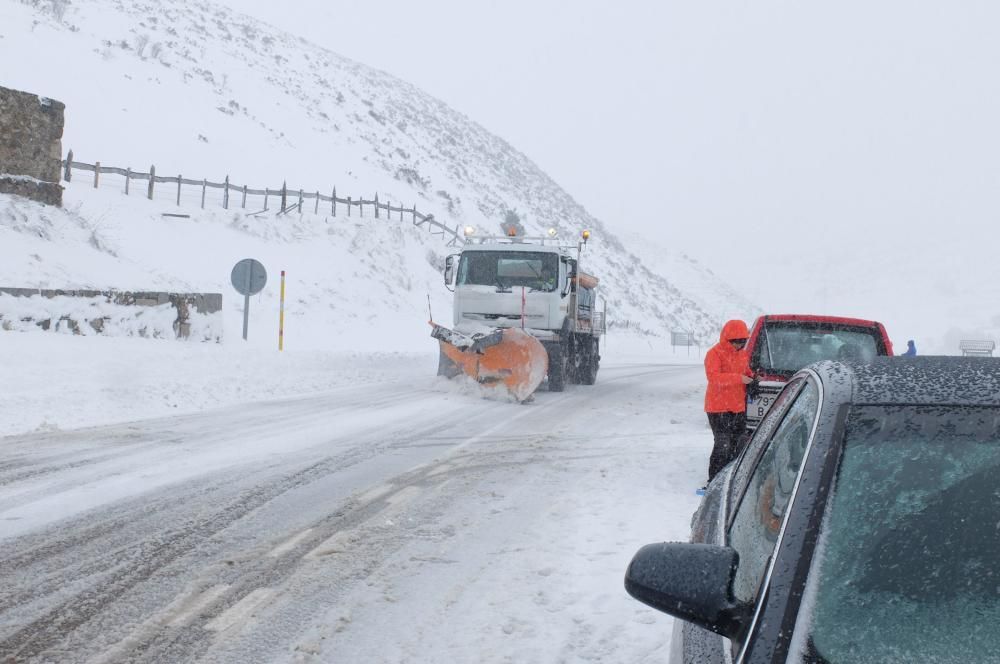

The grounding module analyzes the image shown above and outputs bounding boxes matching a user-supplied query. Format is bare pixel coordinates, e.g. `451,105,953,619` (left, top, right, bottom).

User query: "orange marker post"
278,270,286,351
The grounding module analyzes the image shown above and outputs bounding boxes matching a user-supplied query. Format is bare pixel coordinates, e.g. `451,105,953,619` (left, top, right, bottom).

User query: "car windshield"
755,322,880,376
457,250,559,291
799,405,1000,663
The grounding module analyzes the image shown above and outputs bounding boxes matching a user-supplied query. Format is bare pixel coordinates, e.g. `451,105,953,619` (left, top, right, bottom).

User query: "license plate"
747,390,781,424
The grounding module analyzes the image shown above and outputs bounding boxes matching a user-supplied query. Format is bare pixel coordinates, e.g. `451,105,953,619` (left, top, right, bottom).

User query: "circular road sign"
231,258,267,296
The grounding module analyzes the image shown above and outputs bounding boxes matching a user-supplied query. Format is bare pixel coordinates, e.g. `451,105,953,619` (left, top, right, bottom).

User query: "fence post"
176,174,182,205
64,149,73,181
223,175,230,209
298,189,303,211
264,188,269,210
412,204,417,224
347,196,352,217
374,194,380,219
360,198,364,218
201,179,206,208
280,181,287,212
314,191,319,214
93,161,100,188
242,184,247,208
331,188,336,215
147,165,155,199
125,167,130,195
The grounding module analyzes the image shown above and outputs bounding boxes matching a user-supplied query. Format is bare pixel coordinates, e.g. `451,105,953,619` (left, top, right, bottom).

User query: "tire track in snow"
0,379,544,662
89,391,570,662
1,364,696,662
0,382,417,529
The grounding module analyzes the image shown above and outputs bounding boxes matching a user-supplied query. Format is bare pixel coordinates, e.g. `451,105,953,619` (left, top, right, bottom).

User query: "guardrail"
61,150,462,246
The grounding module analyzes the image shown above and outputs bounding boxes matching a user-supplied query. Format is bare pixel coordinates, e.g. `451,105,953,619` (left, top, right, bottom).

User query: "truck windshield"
457,251,559,292
754,322,880,376
802,405,1000,662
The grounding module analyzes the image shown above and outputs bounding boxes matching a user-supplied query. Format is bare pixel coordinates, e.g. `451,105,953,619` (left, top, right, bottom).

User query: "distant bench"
959,340,996,357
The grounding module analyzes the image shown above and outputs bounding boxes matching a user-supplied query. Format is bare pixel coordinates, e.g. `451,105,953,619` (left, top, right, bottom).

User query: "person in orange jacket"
704,319,754,483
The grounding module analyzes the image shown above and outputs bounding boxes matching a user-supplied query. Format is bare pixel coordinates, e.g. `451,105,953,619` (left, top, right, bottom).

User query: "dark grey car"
626,357,1000,663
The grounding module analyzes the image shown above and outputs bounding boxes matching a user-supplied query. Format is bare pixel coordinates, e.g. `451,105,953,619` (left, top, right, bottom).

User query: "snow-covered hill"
1,0,754,347
623,232,760,328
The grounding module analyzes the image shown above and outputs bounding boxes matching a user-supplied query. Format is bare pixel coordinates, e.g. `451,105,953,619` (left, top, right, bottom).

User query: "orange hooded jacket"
704,319,752,413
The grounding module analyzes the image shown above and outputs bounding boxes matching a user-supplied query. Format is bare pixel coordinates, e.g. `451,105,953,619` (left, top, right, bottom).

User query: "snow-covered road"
1,362,709,663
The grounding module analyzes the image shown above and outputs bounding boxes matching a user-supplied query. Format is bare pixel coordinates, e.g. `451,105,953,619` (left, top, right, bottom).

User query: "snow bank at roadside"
0,332,435,438
0,292,223,341
0,185,453,353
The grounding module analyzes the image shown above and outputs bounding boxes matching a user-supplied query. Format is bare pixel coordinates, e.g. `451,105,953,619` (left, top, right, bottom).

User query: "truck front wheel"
578,338,600,385
547,343,567,392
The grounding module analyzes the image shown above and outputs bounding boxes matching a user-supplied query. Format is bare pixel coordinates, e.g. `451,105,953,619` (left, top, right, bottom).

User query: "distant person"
704,319,754,484
903,340,917,356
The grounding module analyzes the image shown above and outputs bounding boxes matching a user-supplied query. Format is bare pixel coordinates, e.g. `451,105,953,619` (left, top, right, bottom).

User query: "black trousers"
707,411,747,482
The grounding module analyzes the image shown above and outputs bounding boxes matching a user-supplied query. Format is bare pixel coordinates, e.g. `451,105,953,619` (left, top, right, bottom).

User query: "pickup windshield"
457,251,559,292
802,405,1000,662
753,322,880,376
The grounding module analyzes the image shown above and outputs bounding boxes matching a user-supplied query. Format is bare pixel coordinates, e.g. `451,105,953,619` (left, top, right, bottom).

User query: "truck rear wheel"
579,338,600,385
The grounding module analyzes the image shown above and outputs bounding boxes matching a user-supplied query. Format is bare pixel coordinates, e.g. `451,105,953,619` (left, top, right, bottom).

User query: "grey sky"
222,0,1000,348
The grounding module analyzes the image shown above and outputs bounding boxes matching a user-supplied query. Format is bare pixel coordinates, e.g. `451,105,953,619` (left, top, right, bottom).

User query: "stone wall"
0,85,65,206
0,288,223,341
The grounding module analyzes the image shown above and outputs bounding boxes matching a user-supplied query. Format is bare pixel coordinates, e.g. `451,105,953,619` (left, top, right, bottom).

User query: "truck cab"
449,242,569,332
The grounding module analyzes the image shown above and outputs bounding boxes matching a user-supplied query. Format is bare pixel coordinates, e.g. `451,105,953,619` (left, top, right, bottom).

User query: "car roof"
757,314,882,328
814,357,1000,406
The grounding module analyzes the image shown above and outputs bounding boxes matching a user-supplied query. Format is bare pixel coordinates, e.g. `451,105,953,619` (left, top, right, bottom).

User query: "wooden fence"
61,150,462,245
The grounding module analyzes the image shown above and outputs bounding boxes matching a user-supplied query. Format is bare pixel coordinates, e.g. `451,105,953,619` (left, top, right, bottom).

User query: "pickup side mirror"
624,542,752,639
443,254,458,291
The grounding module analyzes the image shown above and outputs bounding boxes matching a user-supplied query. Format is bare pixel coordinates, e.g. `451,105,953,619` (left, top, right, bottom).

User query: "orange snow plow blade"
432,324,548,402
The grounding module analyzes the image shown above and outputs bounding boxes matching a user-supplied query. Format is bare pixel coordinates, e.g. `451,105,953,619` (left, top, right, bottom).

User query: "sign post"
230,258,267,341
278,270,286,350
671,330,697,356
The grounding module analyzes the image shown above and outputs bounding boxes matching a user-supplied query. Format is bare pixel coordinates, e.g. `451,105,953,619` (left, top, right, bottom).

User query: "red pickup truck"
745,314,893,429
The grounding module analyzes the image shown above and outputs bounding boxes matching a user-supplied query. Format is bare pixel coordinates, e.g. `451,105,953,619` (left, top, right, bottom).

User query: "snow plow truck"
431,228,606,402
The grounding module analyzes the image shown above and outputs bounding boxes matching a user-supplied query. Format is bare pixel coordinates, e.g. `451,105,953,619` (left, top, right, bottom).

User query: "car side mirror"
624,542,752,639
443,255,457,291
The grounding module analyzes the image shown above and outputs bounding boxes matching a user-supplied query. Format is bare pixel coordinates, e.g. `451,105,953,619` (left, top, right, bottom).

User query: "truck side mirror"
444,255,457,291
563,258,577,297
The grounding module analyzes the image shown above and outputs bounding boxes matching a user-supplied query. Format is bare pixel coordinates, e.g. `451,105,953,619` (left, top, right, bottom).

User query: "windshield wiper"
805,637,832,663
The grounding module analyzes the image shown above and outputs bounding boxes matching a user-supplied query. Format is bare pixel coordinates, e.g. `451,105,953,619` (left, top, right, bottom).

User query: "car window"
753,322,881,376
728,378,804,511
727,379,819,605
794,405,1000,663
